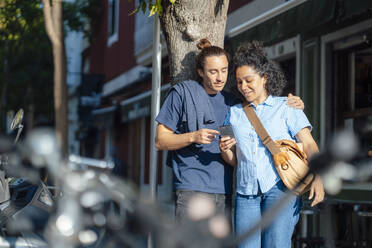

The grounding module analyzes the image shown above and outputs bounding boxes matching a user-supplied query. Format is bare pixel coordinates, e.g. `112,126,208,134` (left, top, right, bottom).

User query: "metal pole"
148,14,162,248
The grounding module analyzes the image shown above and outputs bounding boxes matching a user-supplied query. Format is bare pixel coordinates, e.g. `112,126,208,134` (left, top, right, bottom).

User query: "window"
350,47,372,110
107,0,119,46
266,36,301,96
279,57,296,96
332,31,372,151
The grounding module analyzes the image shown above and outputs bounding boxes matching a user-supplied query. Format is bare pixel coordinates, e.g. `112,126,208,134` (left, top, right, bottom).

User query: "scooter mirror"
10,109,24,131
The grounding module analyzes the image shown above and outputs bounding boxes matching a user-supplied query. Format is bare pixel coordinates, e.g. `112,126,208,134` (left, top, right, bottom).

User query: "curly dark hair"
232,40,286,96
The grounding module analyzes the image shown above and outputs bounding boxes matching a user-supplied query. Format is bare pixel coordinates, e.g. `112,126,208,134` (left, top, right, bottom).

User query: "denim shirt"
226,96,312,195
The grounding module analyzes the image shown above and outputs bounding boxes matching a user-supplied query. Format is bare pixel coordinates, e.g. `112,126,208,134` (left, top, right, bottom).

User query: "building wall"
83,0,138,166
88,0,136,80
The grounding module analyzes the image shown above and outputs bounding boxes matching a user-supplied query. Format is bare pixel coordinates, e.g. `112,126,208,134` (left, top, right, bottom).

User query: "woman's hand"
287,93,304,110
219,136,236,152
309,175,325,207
219,136,237,166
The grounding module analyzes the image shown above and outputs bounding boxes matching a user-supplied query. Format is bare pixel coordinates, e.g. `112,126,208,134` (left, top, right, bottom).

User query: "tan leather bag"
274,140,314,195
243,103,314,195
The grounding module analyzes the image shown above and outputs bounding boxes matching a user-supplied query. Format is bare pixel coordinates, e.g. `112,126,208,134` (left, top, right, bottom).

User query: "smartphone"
218,125,235,138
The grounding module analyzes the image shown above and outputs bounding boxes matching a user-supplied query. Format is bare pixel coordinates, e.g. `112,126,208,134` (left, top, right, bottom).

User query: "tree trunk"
52,32,68,157
159,0,230,85
42,0,68,156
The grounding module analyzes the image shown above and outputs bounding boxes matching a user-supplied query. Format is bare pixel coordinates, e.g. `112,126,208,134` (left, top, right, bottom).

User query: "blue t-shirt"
156,84,238,194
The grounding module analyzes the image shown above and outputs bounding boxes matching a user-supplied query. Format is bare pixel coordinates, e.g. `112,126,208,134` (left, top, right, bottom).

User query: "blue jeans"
235,181,301,248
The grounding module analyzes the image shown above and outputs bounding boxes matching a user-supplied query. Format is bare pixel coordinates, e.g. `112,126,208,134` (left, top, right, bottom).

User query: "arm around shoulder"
287,93,305,110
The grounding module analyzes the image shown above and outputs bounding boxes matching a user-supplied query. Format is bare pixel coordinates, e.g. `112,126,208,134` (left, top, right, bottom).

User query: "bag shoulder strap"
242,102,281,155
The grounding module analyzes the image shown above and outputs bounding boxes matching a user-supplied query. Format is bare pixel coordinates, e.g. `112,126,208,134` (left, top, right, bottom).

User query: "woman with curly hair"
219,41,324,248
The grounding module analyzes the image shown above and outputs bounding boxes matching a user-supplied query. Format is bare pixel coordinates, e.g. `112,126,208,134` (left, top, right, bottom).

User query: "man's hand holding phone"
192,128,220,144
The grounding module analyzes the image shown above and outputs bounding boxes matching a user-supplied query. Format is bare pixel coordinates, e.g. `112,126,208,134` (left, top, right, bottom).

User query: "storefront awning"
120,84,170,123
102,65,152,97
228,0,336,50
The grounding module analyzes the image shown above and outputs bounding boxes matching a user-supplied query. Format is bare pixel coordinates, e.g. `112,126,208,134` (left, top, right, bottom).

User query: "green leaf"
169,0,176,4
149,4,157,16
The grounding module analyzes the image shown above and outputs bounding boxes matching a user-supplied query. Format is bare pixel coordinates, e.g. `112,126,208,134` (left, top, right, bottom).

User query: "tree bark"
159,0,230,85
42,0,68,156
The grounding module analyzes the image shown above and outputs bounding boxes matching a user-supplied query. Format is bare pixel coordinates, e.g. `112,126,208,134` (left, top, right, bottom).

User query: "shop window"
279,57,296,96
354,48,372,109
266,36,300,97
335,42,372,152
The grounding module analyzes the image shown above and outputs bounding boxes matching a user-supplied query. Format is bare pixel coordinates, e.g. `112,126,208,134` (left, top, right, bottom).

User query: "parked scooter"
0,125,121,248
0,109,53,247
0,108,22,205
